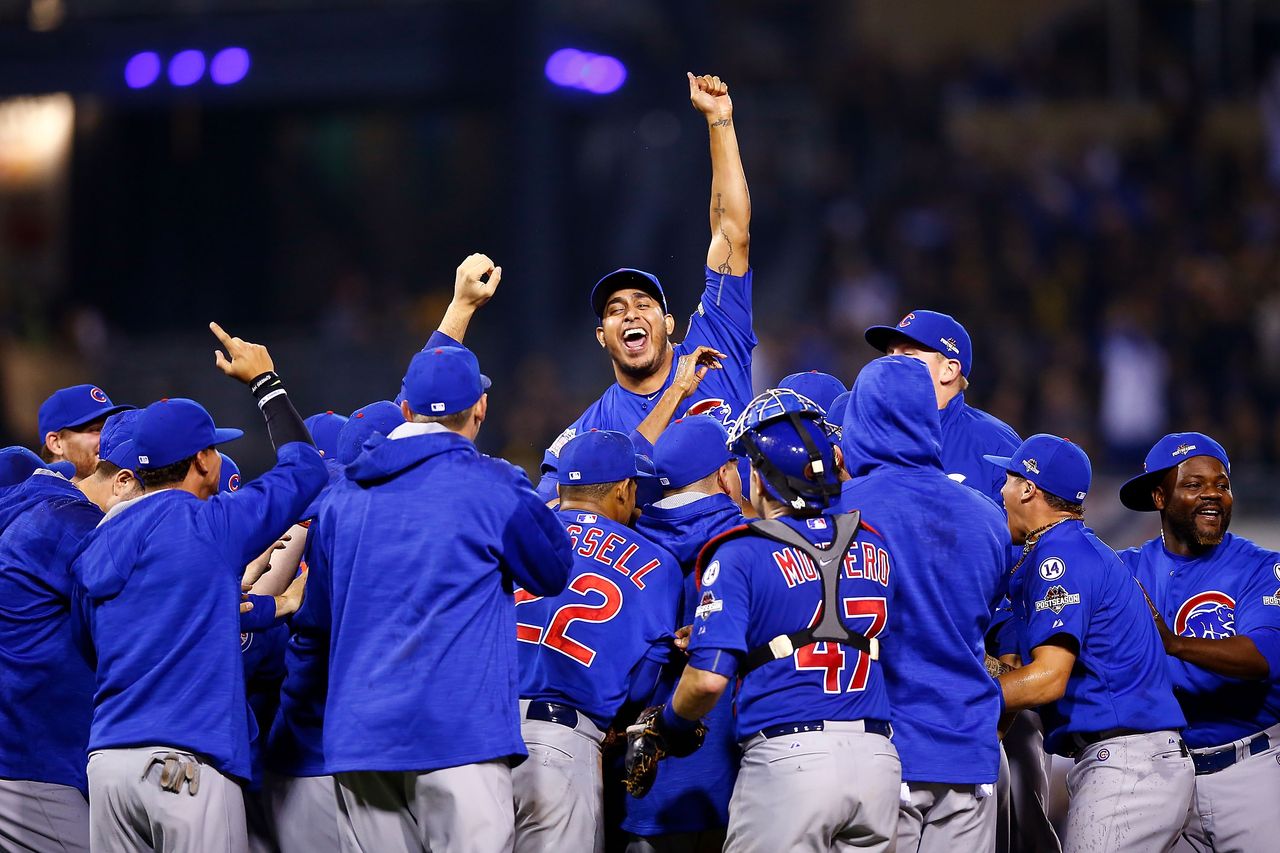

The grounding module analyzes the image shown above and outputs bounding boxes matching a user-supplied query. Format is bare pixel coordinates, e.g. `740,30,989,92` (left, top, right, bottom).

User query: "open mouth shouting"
621,326,650,356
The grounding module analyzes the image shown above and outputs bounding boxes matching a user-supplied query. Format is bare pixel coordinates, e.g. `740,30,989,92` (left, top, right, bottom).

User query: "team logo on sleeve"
695,590,723,620
1174,591,1235,638
90,387,108,403
1035,585,1080,614
701,560,720,587
1038,557,1066,581
685,397,734,426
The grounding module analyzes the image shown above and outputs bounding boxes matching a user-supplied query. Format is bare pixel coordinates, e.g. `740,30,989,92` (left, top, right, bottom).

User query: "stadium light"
545,48,627,94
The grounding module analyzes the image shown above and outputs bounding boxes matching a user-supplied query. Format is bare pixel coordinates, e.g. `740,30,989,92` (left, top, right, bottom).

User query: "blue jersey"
243,622,288,790
72,442,326,783
836,356,1007,784
0,471,102,794
1120,533,1280,748
518,510,680,728
939,393,1020,504
1009,520,1186,755
318,426,572,773
539,266,756,491
689,515,893,740
625,492,745,836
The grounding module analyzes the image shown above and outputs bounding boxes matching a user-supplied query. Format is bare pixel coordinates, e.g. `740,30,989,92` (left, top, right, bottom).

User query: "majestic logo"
701,560,720,587
686,397,734,426
1039,557,1066,581
227,473,241,492
1035,585,1080,614
898,313,915,328
90,387,108,403
1174,591,1236,639
939,337,960,355
1172,444,1197,458
1022,458,1040,475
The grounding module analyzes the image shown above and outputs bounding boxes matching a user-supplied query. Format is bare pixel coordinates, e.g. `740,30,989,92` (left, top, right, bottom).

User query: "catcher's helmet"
727,388,841,511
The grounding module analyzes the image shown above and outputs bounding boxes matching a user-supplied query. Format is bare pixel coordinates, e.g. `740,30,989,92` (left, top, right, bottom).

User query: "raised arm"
690,73,750,277
435,253,503,344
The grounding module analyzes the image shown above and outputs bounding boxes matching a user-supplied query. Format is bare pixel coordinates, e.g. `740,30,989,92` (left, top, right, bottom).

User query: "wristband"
249,371,286,408
660,702,701,735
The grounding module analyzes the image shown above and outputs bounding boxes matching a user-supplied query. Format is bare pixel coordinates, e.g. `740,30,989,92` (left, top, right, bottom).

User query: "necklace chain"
1009,515,1082,577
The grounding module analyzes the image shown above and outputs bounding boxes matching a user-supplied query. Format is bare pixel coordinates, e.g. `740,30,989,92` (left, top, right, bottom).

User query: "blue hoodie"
938,392,1020,504
833,356,1007,784
0,471,102,794
317,426,572,773
72,442,326,784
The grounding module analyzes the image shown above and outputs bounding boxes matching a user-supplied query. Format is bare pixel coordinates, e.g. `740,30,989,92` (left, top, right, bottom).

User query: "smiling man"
537,72,755,499
1118,433,1280,853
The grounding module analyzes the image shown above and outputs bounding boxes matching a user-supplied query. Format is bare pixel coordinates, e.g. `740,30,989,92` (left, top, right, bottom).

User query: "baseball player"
512,430,680,853
303,411,348,460
0,411,142,852
538,72,754,499
634,388,899,853
36,384,133,480
832,356,1009,851
1117,432,1280,852
623,416,746,853
71,324,327,853
777,370,847,414
0,446,51,486
315,344,572,853
987,434,1194,852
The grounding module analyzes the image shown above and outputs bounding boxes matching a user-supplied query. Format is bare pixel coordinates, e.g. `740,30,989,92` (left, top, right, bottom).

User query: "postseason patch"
1263,588,1280,608
548,427,577,458
695,590,723,620
1035,584,1080,614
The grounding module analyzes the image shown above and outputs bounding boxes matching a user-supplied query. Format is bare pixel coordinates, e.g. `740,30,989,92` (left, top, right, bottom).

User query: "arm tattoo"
712,191,733,274
710,118,731,127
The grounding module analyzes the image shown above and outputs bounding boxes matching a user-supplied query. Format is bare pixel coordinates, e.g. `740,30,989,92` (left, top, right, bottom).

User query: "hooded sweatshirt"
834,356,1007,784
318,426,572,773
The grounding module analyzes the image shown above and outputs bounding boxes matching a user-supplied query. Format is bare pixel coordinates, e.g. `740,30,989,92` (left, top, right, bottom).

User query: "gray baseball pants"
1175,724,1280,853
1064,729,1193,853
335,760,513,853
86,746,248,853
897,780,997,853
724,723,900,853
0,778,90,853
266,772,341,853
512,701,606,853
996,710,1061,853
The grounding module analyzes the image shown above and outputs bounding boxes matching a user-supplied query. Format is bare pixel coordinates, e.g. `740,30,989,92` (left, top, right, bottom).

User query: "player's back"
518,510,680,728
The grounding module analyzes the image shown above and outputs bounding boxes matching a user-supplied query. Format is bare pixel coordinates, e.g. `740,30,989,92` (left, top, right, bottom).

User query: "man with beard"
537,72,753,500
1119,433,1280,852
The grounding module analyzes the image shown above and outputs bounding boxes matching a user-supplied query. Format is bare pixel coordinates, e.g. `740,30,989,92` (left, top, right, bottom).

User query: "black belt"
1067,728,1188,760
525,701,579,729
758,719,892,740
1192,733,1270,776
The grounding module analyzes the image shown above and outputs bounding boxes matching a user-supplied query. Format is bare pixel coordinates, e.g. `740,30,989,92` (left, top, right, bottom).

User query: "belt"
525,700,579,729
1066,727,1146,757
758,719,892,740
1191,733,1272,776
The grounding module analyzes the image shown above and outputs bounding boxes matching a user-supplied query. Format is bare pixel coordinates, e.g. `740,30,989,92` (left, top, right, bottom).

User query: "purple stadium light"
581,55,626,94
545,48,626,94
168,50,206,87
124,52,162,89
210,47,251,86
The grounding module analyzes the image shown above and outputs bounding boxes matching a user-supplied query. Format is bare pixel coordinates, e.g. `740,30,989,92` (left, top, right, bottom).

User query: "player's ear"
400,400,414,422
473,393,488,427
664,314,675,336
1151,485,1167,512
44,431,62,457
939,358,962,387
595,325,607,349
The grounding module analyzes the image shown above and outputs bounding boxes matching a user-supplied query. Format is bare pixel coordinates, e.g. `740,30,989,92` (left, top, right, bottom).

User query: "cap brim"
1119,469,1168,512
213,428,244,446
481,374,492,391
62,403,135,431
982,453,1013,470
865,325,928,355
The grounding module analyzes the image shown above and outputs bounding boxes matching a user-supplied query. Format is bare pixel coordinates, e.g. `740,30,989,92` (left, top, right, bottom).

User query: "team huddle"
0,73,1277,853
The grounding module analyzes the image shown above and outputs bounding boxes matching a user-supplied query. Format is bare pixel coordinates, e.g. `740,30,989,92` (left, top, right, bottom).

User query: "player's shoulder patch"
1262,589,1280,607
1039,557,1066,582
548,427,577,458
701,560,720,587
695,589,722,620
1035,584,1080,614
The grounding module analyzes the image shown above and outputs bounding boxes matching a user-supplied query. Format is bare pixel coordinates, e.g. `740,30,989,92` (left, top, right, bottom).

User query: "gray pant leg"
0,778,90,853
512,718,603,853
724,730,900,853
87,747,248,853
266,773,340,853
335,772,418,853
1185,739,1280,853
1001,712,1061,853
1064,731,1194,853
897,782,997,853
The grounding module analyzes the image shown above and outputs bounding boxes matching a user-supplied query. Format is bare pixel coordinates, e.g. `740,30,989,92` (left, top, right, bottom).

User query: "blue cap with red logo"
37,384,133,444
559,430,655,487
0,446,45,486
779,371,848,414
99,410,141,470
654,416,734,490
590,268,668,319
984,434,1092,504
401,346,491,417
337,401,405,465
865,310,973,378
304,411,349,459
1119,432,1231,512
218,452,242,493
133,398,244,470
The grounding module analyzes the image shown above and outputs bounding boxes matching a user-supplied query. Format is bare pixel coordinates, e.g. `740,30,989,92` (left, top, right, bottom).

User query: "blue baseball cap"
984,433,1092,503
559,430,654,487
37,384,133,444
865,310,973,378
304,411,349,459
133,398,244,470
826,391,852,434
635,453,663,507
590,268,668,319
99,410,141,470
1119,432,1231,512
402,346,491,417
218,452,242,493
337,401,405,465
778,371,848,414
0,446,45,486
654,416,734,490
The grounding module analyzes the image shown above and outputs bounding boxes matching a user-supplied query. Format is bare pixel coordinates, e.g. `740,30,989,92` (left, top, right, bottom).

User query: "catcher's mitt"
622,705,707,798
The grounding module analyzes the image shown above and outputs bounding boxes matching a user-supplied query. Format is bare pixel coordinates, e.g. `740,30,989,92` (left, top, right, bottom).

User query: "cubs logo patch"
1035,585,1080,614
90,387,108,403
701,560,720,587
898,312,915,328
685,397,734,426
240,632,253,652
1172,443,1197,458
1174,591,1235,639
227,473,241,492
695,590,723,620
1039,557,1066,581
1022,458,1040,475
939,337,960,355
575,513,598,524
1096,748,1110,761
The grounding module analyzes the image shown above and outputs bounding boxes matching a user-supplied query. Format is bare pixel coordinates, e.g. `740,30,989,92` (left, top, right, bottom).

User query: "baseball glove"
623,705,707,798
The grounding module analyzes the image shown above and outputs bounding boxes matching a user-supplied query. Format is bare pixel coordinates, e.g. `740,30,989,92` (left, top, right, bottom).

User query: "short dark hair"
559,480,626,503
90,459,124,480
137,455,195,491
1042,489,1084,515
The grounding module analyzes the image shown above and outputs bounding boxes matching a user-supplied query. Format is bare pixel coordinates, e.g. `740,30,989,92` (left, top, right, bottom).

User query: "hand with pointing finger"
210,322,275,384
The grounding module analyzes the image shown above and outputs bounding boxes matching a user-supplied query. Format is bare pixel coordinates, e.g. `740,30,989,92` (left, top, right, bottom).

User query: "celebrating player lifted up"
538,72,755,499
